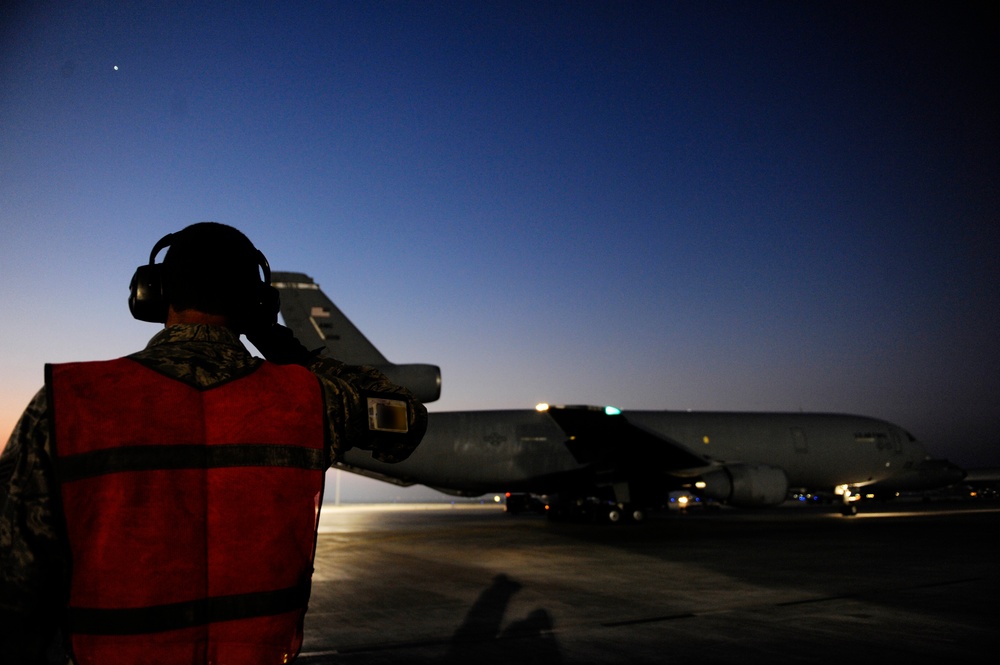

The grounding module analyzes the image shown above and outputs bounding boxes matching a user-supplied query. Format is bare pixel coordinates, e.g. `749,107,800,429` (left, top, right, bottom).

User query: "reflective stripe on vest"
48,358,327,665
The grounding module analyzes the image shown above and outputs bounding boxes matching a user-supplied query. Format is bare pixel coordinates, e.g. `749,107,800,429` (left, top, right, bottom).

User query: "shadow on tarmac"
445,573,563,665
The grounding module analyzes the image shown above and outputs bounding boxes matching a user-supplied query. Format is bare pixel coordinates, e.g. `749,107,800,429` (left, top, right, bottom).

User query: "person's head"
130,222,277,331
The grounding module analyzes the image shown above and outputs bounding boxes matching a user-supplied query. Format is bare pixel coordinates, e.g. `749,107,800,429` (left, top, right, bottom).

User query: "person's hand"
246,324,317,365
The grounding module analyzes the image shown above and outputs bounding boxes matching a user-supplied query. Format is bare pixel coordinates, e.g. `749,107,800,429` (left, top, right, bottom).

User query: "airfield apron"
48,358,327,665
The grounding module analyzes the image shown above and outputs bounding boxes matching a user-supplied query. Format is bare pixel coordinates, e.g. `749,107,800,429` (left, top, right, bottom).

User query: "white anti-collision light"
536,403,550,412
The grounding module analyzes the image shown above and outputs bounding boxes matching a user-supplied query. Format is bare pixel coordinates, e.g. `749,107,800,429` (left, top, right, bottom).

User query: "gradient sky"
2,2,997,501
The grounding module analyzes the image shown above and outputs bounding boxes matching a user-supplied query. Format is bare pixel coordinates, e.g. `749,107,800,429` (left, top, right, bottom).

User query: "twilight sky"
2,2,997,500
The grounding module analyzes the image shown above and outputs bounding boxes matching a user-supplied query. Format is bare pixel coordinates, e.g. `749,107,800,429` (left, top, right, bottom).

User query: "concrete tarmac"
297,500,999,664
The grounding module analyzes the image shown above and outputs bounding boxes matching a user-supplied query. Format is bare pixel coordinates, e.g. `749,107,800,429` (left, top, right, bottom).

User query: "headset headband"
129,227,277,325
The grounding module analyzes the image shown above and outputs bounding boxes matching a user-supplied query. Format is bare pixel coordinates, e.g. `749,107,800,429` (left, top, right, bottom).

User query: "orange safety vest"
48,358,327,665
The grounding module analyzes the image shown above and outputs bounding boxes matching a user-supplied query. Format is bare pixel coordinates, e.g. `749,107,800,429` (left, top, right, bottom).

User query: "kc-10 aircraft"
271,272,965,521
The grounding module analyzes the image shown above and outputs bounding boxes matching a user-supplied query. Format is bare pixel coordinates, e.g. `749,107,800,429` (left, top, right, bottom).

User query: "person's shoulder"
126,325,260,389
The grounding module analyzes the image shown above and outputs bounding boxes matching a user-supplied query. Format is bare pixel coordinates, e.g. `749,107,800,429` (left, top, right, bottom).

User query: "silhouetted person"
0,222,427,664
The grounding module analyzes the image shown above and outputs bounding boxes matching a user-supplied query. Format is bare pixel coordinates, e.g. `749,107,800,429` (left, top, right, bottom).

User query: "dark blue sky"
2,2,997,499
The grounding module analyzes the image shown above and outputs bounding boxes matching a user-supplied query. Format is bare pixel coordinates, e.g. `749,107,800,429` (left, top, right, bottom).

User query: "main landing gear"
547,498,646,524
606,504,646,524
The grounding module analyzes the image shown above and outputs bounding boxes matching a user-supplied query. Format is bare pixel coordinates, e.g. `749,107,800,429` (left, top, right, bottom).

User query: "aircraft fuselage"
339,408,931,500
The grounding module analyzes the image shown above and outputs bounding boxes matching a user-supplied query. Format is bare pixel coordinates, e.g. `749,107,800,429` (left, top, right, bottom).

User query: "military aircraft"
271,272,965,521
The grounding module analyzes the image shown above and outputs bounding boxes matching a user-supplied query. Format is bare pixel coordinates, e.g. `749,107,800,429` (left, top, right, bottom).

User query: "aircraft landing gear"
604,503,645,524
545,497,647,524
836,485,860,516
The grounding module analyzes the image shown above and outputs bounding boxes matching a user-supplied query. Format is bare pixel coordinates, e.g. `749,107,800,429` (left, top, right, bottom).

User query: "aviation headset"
128,228,280,327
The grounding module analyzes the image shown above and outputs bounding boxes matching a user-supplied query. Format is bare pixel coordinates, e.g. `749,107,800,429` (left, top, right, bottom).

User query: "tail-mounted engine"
374,363,441,403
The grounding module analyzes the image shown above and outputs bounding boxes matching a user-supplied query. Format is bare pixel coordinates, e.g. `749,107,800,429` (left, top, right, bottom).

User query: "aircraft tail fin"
271,271,441,403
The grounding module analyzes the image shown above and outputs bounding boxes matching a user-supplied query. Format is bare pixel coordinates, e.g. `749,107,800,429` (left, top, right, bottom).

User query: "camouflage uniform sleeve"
307,356,427,464
0,388,70,661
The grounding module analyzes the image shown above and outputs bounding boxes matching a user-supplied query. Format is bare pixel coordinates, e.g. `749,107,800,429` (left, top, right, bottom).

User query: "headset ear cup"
129,264,168,323
259,284,280,327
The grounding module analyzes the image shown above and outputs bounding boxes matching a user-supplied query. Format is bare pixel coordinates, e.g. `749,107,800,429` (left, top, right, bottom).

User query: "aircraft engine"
695,463,788,507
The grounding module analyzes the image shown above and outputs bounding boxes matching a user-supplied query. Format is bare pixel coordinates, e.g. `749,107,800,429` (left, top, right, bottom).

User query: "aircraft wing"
543,405,709,471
